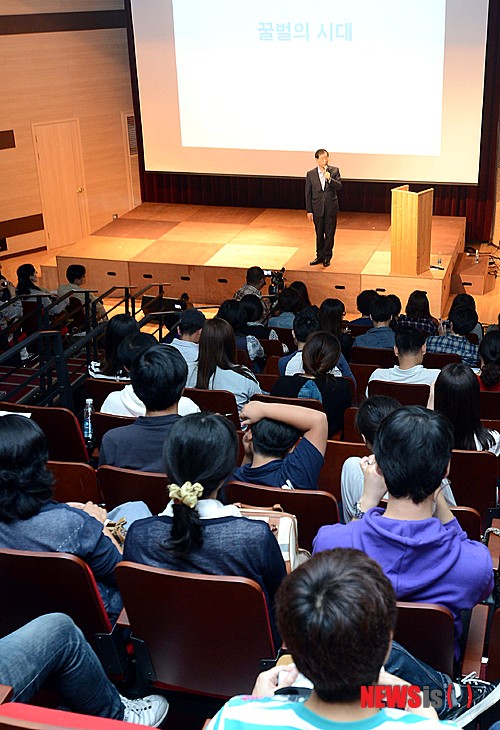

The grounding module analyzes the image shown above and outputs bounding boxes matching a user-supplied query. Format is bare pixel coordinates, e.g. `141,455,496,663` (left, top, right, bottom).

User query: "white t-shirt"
366,364,441,397
101,384,199,418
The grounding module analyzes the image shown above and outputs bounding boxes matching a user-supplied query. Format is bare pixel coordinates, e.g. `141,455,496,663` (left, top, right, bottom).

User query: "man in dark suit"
305,148,342,267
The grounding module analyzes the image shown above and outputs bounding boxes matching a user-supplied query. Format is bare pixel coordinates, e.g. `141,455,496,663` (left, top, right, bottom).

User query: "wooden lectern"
391,185,434,275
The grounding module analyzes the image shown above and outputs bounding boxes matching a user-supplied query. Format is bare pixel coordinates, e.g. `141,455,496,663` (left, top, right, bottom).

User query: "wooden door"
32,119,90,249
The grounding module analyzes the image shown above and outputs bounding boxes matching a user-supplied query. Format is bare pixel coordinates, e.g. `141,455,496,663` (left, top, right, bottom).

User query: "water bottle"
83,398,94,447
475,249,480,264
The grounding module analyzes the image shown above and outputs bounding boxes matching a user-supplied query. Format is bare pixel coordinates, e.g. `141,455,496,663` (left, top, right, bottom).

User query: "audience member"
0,267,22,345
318,297,353,359
397,290,438,336
99,345,189,472
425,306,479,367
217,299,265,370
166,308,205,386
0,416,123,621
278,307,355,383
16,263,67,316
0,613,169,726
89,314,139,380
478,330,500,390
57,264,107,321
194,318,262,413
124,412,286,649
271,332,352,437
386,293,402,330
240,294,278,341
352,295,396,349
486,313,500,334
208,549,497,727
101,333,199,417
366,326,441,396
268,287,303,329
233,266,270,317
448,293,483,343
288,279,312,309
341,396,455,523
313,406,494,660
231,400,327,490
350,289,378,326
430,362,500,454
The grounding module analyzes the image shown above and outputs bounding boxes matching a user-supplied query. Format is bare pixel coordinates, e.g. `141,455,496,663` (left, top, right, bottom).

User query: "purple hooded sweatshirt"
313,507,494,658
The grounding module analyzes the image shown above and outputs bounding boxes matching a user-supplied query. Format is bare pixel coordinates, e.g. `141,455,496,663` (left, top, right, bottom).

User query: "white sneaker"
121,694,169,727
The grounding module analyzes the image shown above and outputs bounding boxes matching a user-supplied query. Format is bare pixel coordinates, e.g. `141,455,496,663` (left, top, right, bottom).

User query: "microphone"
324,165,331,182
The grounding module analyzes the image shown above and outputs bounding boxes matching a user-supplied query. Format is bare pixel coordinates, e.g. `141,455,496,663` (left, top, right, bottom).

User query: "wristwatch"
353,501,366,519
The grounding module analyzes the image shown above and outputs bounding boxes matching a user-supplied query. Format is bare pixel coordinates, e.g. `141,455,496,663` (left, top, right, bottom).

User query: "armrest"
461,603,489,677
116,607,130,629
0,685,13,704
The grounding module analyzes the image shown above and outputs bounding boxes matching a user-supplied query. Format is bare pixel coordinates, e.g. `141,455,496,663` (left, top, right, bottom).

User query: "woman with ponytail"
123,412,286,647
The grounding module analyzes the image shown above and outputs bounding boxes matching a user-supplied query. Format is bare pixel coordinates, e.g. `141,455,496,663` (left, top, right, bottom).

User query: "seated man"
99,345,188,472
0,613,168,726
233,265,270,318
165,308,205,387
366,326,441,396
314,406,494,660
279,307,355,383
208,549,499,728
101,332,199,417
349,288,379,326
57,264,107,321
426,306,480,368
352,295,396,349
231,401,327,490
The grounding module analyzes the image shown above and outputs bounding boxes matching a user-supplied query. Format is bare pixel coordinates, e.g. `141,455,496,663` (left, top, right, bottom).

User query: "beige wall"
0,1,138,255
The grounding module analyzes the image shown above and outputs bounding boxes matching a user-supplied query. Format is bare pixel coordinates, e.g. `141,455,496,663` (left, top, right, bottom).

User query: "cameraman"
233,266,270,319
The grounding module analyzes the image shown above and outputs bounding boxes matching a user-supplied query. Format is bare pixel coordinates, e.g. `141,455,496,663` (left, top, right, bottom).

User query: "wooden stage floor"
18,203,479,317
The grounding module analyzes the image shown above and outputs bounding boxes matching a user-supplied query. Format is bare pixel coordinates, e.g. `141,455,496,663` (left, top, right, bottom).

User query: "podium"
391,185,434,275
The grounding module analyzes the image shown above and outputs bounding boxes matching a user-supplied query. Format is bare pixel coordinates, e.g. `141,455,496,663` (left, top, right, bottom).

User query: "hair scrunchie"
168,481,204,509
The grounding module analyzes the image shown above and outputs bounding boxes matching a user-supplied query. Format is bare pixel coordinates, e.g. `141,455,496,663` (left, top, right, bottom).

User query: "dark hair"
479,331,500,387
405,290,431,319
434,363,494,451
292,307,320,344
369,295,393,324
276,549,397,702
130,344,187,412
302,331,341,377
217,299,246,334
246,266,265,286
355,395,400,446
240,294,263,323
16,263,40,295
163,413,238,554
356,290,378,316
276,287,302,316
178,321,202,337
99,314,140,377
251,418,301,459
386,294,402,319
66,264,86,284
0,416,54,523
394,326,426,356
289,281,312,309
450,293,477,314
117,332,157,371
314,148,329,158
449,306,478,335
196,318,257,389
373,406,453,502
319,298,345,339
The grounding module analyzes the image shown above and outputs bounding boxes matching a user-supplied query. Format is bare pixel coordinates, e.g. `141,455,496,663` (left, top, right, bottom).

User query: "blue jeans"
0,613,123,719
387,640,452,717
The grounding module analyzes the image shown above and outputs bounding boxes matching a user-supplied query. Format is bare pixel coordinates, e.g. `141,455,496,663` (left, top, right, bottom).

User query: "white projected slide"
130,0,489,183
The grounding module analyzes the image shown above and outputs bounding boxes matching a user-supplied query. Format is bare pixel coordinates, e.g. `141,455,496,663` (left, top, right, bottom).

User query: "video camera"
263,268,286,298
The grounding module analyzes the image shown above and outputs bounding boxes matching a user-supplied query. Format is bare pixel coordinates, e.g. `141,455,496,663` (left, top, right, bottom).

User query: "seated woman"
397,290,438,336
0,415,123,621
240,294,279,341
318,297,353,360
430,362,500,454
88,313,139,380
16,263,67,317
123,412,286,649
271,331,352,438
194,318,262,413
478,331,500,391
268,287,303,329
449,293,483,343
288,280,312,309
217,299,265,371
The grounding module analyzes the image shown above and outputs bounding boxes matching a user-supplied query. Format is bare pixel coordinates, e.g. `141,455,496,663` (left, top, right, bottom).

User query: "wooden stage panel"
50,204,468,315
